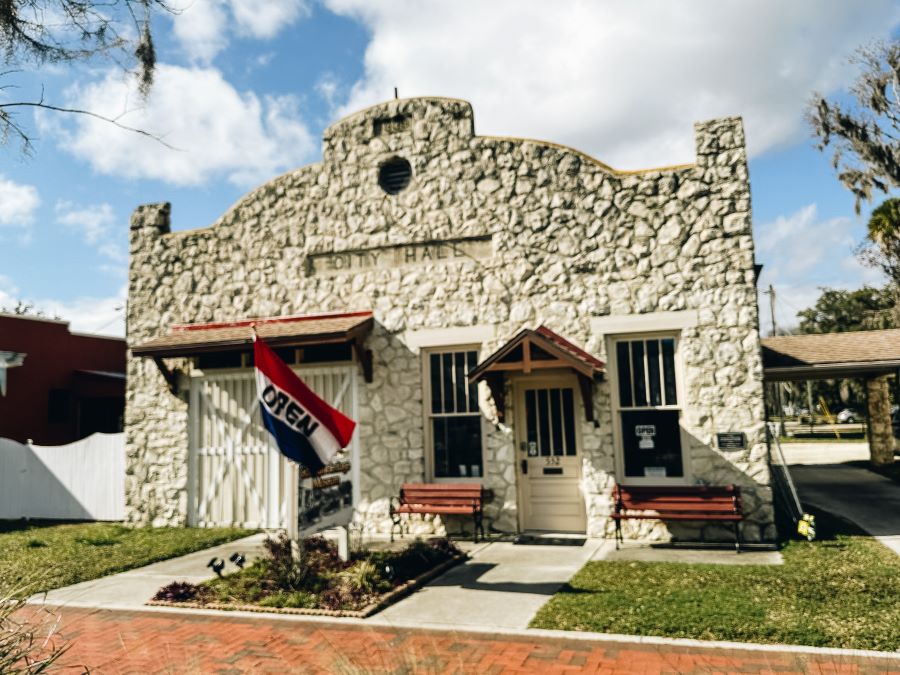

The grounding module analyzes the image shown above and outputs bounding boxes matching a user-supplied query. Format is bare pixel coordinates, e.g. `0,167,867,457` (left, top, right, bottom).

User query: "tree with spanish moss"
808,40,900,213
0,0,170,153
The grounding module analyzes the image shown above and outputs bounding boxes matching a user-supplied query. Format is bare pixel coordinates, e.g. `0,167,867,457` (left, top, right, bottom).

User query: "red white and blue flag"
254,337,356,474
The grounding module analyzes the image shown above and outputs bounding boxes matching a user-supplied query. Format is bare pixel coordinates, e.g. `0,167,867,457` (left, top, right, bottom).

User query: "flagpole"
253,324,301,555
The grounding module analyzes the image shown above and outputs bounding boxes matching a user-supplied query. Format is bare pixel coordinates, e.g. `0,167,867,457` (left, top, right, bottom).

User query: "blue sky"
0,1,898,336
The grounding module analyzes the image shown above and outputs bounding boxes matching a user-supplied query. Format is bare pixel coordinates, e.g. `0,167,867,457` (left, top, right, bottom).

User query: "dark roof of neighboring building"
762,328,900,380
131,311,374,357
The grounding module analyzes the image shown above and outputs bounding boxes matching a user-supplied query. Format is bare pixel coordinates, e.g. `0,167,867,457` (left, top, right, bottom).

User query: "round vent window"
378,157,412,194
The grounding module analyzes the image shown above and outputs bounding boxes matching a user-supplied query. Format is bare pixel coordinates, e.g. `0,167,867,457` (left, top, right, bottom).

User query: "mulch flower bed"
148,534,466,618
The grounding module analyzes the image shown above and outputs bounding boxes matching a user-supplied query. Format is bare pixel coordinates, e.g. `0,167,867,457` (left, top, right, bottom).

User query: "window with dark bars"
524,387,576,456
615,338,678,408
428,350,483,478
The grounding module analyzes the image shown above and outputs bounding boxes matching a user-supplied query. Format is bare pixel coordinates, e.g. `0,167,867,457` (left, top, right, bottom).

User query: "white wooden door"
516,378,586,532
188,365,358,529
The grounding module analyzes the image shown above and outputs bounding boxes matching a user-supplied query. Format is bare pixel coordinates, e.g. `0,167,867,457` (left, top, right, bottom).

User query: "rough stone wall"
126,97,773,541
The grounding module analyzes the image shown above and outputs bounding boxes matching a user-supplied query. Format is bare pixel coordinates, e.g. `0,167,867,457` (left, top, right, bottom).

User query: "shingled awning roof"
468,325,604,423
132,311,373,357
132,311,375,385
762,328,900,381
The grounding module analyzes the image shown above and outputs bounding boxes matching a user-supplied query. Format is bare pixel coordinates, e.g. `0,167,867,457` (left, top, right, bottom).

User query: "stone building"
126,96,774,542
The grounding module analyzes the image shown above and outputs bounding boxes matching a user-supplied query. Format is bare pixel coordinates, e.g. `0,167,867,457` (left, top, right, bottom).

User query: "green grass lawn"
0,521,253,598
530,512,900,651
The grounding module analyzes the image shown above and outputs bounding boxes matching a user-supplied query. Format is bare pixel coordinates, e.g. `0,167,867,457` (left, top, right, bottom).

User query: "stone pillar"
866,375,895,466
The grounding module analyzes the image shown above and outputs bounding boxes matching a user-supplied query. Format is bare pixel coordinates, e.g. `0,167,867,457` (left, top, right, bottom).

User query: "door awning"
132,311,375,387
468,325,604,423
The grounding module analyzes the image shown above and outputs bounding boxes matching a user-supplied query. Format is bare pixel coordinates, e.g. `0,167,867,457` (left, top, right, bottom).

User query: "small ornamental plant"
0,583,76,674
154,534,463,613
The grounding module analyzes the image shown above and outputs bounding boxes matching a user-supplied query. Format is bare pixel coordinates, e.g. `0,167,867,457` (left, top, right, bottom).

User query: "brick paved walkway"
47,607,899,674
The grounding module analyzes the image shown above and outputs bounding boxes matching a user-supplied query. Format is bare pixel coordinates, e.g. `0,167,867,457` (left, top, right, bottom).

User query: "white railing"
766,422,803,524
0,433,125,520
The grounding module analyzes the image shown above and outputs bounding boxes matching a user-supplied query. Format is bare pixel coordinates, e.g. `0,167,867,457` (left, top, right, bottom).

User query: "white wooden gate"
188,365,358,529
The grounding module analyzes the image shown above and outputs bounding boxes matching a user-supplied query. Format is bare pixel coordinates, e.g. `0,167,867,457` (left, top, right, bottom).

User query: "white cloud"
56,201,114,245
324,0,900,169
0,274,19,299
55,201,126,264
0,176,40,228
755,204,884,334
231,0,311,39
0,277,124,336
171,0,229,64
46,64,316,187
172,0,310,63
39,289,127,337
315,72,344,113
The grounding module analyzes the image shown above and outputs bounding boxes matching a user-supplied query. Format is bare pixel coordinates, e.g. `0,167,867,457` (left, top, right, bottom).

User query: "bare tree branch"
0,99,181,150
0,1,175,154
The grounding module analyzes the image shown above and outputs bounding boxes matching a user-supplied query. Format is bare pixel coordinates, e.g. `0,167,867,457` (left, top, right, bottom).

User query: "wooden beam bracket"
484,373,506,423
153,356,180,395
352,336,374,383
578,373,597,426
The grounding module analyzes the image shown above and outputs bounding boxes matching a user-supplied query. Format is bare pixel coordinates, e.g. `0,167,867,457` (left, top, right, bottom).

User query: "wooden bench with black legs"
611,484,744,552
390,483,485,543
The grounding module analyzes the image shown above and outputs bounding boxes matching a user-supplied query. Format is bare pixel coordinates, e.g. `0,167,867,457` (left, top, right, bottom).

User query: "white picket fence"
0,433,125,520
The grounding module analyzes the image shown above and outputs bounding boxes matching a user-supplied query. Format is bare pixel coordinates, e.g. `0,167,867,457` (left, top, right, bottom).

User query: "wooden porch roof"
468,326,604,424
468,325,604,382
131,311,374,358
131,311,375,389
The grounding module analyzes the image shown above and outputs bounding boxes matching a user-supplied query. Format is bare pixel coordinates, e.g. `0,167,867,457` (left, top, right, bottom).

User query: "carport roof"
762,328,900,381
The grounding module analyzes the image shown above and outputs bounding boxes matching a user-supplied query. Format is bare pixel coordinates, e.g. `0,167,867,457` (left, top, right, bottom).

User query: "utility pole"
765,285,786,436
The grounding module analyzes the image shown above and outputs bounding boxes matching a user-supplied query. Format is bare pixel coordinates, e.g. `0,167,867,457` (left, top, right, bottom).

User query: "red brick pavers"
49,607,900,674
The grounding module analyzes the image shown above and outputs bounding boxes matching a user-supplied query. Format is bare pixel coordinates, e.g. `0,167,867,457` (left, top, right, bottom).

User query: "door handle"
521,459,528,474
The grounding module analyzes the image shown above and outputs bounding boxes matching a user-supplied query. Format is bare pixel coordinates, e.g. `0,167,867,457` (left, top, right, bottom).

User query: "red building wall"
0,314,126,445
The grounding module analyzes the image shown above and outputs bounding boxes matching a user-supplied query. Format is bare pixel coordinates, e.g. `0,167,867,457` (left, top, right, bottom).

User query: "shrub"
152,581,207,603
341,560,381,594
259,534,347,594
258,592,318,609
379,538,462,583
156,534,462,612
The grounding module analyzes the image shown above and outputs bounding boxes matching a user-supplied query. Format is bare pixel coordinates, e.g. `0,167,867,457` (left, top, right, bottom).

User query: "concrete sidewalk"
377,538,605,630
31,533,602,627
33,534,784,622
780,441,870,466
31,532,269,610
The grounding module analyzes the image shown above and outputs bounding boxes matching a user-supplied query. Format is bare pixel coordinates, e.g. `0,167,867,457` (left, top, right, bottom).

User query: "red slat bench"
390,483,485,543
611,484,744,552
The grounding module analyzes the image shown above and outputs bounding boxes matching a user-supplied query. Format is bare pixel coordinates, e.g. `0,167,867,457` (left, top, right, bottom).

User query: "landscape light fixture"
207,557,225,577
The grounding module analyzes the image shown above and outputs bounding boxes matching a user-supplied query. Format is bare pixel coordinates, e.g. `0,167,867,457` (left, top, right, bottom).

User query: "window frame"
607,331,691,485
421,343,486,483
